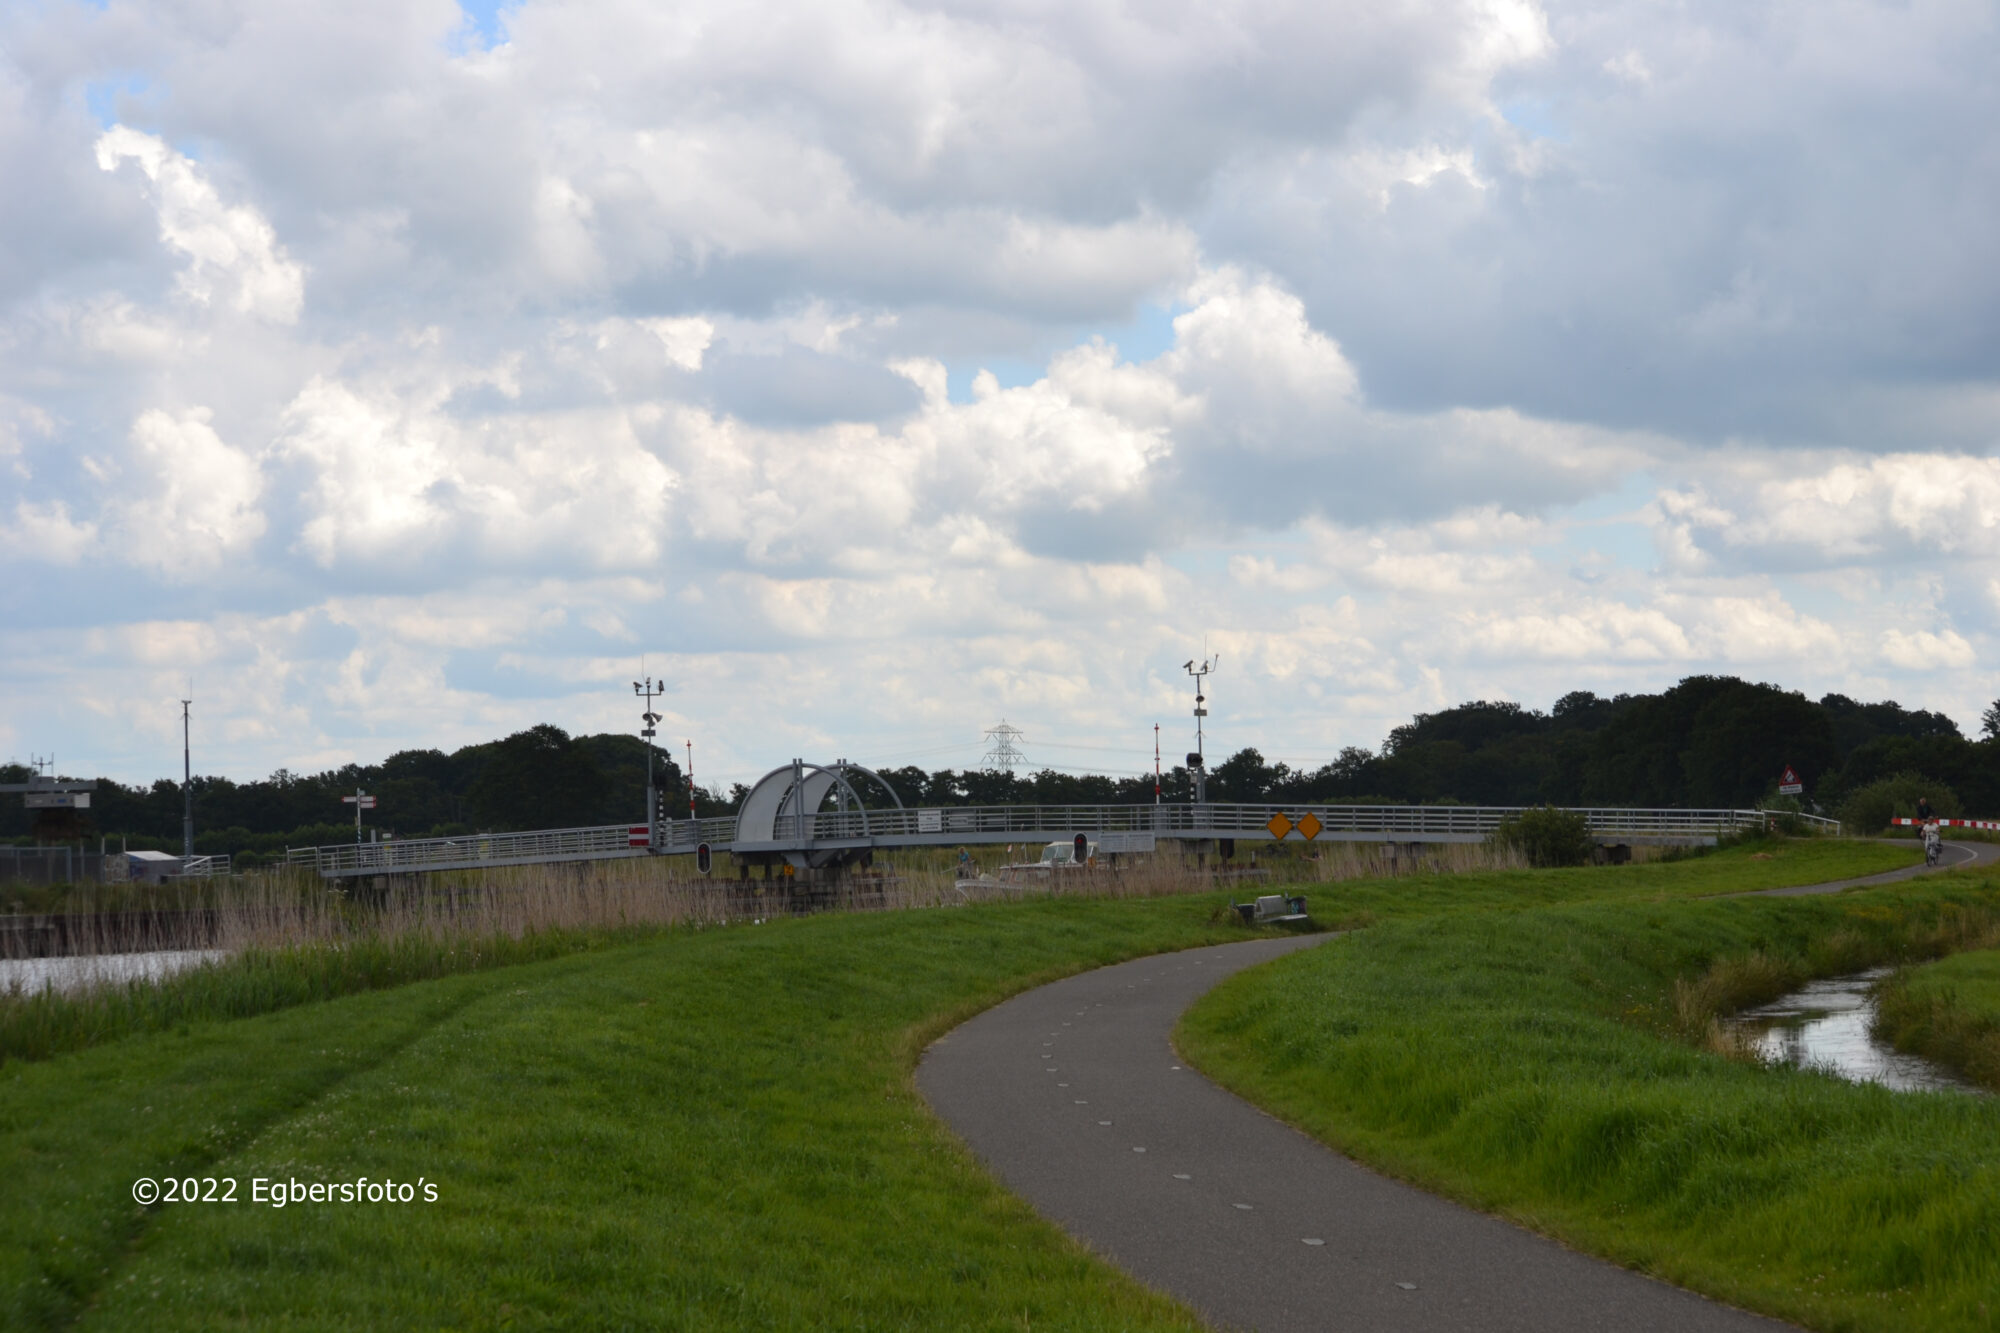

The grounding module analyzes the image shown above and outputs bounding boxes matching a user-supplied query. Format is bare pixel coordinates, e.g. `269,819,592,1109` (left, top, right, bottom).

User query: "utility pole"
633,675,663,851
1183,654,1218,804
180,689,194,861
1154,724,1161,804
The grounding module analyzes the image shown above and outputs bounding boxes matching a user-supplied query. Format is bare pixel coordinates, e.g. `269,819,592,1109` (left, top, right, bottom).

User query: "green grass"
1178,876,2000,1332
1282,834,1917,929
0,836,1927,1328
4,896,1281,1331
1876,946,2000,1091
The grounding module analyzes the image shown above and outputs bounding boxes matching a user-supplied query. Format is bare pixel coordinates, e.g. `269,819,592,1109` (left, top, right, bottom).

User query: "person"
1916,795,1935,824
956,846,973,879
1923,818,1943,867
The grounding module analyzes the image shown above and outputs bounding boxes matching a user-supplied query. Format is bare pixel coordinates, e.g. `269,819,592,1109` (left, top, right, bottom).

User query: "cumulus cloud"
105,407,266,577
2,0,1999,782
94,127,304,324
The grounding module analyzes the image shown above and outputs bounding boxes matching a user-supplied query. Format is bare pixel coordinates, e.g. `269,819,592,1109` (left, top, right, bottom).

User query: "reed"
0,848,1248,1065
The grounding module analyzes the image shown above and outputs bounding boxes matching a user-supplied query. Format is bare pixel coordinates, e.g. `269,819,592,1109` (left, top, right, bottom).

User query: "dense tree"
12,675,2000,865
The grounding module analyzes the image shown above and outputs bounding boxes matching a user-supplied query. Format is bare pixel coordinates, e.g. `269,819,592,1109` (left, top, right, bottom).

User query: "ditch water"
0,949,225,996
1724,966,1986,1095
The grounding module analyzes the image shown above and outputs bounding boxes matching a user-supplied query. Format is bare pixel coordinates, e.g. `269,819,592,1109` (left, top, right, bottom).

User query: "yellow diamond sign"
1266,812,1294,840
1296,812,1322,841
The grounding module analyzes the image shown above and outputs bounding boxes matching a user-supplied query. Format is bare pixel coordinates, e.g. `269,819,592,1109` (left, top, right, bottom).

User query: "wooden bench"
1233,893,1309,925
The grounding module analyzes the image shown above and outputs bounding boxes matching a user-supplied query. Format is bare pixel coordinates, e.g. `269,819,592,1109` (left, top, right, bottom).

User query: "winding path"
917,843,1996,1331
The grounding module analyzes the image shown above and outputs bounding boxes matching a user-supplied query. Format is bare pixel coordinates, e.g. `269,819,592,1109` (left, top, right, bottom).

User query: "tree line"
6,675,1994,862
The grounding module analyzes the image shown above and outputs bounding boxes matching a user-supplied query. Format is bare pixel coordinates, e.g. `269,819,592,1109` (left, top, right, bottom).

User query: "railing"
288,803,1834,877
289,818,736,878
733,802,1806,844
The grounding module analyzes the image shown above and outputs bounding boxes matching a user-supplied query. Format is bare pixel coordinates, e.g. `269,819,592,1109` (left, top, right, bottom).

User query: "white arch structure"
732,759,906,866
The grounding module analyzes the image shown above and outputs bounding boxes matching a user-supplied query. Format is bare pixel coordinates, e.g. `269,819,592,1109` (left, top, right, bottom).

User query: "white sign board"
1098,832,1156,854
917,809,943,833
24,792,88,809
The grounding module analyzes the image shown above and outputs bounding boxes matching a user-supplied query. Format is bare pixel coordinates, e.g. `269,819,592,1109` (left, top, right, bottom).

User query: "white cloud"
1881,628,1976,672
94,126,304,324
4,1,2000,782
104,408,266,578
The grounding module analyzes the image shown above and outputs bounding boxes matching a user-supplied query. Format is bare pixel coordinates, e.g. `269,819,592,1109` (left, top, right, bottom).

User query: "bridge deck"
288,804,1830,879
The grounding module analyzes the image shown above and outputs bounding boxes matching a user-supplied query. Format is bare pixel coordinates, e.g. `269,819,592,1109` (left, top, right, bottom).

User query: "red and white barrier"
1893,817,2000,829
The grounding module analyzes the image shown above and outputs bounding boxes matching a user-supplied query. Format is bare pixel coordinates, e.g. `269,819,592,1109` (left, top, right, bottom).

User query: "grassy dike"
1876,947,2000,1091
1178,875,2000,1332
0,837,1920,1329
5,897,1259,1331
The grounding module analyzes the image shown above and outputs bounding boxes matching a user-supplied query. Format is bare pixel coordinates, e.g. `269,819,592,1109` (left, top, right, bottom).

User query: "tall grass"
1874,938,2000,1091
1180,882,2000,1331
0,849,1249,1065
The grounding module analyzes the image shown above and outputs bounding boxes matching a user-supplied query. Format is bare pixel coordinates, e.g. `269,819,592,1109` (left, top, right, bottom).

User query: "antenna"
1184,654,1218,804
982,720,1026,774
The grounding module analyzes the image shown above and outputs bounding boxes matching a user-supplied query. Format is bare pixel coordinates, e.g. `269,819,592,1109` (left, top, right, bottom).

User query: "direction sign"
342,795,378,809
1778,765,1803,796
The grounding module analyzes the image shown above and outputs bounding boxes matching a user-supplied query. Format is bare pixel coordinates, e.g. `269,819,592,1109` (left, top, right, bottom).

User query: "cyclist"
1924,819,1943,867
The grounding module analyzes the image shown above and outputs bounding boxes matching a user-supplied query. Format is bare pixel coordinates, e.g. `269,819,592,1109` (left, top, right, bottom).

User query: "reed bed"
0,847,1263,1065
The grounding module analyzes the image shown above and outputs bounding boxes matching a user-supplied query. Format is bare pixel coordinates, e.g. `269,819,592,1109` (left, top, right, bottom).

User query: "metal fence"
0,846,103,885
287,803,1836,878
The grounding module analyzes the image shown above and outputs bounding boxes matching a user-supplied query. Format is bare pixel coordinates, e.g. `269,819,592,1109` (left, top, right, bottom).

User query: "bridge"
285,759,1833,880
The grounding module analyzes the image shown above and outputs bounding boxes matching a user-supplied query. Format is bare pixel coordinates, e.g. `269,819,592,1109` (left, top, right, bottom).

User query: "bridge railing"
734,802,1822,844
288,803,1835,876
287,817,737,878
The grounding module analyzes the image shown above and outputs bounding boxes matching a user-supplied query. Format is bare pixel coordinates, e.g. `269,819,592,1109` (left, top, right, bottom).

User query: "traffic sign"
342,795,378,809
1266,812,1293,840
628,825,651,848
1296,811,1322,841
1778,766,1803,796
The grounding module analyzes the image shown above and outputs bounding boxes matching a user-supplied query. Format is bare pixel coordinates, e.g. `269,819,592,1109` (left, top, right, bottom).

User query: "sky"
4,0,2000,792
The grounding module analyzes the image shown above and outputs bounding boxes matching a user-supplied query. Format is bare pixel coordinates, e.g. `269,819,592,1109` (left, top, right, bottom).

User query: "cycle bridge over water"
287,758,1829,881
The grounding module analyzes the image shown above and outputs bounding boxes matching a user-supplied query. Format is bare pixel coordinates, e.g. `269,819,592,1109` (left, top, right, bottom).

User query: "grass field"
1876,945,2000,1092
1178,874,2000,1332
0,836,1932,1329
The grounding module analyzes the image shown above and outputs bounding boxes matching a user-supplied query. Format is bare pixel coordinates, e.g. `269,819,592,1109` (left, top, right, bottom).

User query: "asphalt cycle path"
919,933,1791,1332
1747,836,2000,896
919,843,2000,1330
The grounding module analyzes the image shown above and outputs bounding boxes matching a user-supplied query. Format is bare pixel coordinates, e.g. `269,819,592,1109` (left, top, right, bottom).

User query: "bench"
1233,893,1309,925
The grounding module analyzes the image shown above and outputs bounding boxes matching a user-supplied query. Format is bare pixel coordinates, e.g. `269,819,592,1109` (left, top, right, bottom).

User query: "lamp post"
633,676,663,852
180,693,194,861
1183,655,1217,804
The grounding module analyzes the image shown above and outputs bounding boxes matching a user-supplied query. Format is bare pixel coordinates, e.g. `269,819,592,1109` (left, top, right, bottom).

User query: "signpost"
1778,766,1803,797
341,789,377,844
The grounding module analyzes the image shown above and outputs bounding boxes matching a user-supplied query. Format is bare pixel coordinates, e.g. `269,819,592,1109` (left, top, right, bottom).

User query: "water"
0,950,226,996
1725,966,1985,1095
